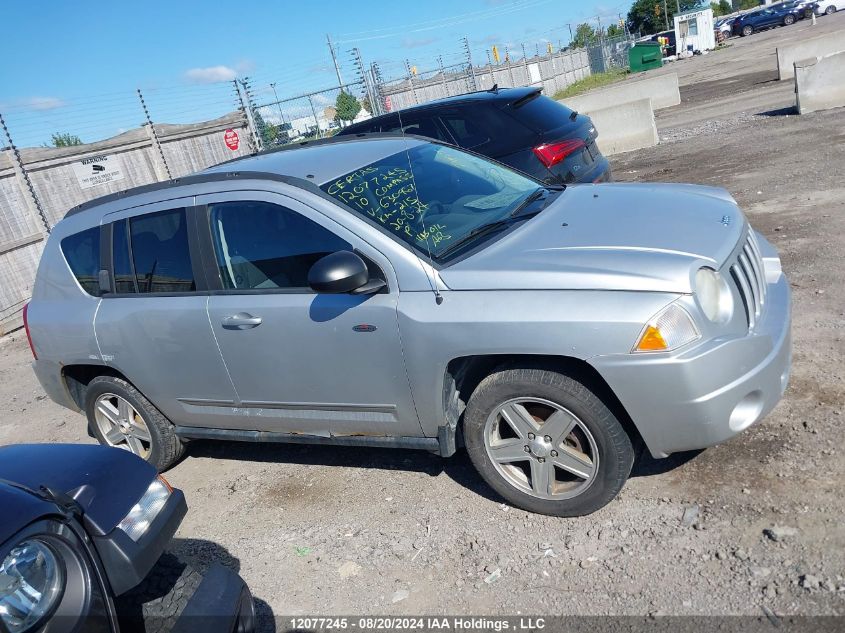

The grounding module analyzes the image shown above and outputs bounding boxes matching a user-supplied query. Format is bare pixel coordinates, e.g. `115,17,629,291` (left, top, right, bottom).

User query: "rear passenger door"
198,191,423,438
94,199,239,430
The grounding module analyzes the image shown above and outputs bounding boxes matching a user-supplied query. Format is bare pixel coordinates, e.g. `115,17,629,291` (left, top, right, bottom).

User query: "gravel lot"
1,15,844,626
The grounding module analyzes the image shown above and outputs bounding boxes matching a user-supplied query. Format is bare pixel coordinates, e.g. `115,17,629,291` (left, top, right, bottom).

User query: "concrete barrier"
584,98,659,156
795,50,845,114
558,72,680,112
777,30,845,80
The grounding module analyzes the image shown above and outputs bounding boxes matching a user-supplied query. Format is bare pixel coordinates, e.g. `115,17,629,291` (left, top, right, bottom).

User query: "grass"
552,67,629,101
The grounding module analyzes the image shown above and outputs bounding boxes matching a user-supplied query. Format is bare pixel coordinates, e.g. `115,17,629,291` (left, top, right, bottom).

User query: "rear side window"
60,227,101,297
128,209,195,293
209,201,350,290
439,105,536,157
507,94,577,133
380,112,451,143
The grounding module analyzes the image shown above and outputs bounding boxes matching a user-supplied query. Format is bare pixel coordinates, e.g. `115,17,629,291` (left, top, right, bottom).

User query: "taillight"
23,303,37,359
533,139,587,168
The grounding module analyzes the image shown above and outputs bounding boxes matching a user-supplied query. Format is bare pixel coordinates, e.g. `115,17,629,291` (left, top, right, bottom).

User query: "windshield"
320,143,542,259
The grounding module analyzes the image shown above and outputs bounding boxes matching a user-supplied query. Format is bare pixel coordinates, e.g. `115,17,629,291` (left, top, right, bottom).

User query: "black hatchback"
336,87,611,185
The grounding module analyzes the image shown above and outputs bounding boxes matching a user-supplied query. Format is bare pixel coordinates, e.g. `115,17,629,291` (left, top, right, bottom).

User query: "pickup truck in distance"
26,135,792,516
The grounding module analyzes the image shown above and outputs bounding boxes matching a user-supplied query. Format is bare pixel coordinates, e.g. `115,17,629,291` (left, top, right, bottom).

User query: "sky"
0,0,632,147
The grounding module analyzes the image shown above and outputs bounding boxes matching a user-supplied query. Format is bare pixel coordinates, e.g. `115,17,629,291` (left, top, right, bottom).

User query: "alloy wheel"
93,393,152,458
483,397,599,500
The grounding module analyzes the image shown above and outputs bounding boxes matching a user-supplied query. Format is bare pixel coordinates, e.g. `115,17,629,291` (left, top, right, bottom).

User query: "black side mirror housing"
308,251,385,294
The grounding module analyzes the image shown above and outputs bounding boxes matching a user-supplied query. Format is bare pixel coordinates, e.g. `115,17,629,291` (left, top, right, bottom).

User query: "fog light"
729,391,764,432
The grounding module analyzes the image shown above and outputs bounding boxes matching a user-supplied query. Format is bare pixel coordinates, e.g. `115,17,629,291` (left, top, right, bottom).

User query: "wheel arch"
62,364,134,410
444,354,644,450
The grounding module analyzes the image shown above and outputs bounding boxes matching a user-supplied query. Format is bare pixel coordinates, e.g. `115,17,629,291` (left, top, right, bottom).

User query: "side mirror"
308,251,385,294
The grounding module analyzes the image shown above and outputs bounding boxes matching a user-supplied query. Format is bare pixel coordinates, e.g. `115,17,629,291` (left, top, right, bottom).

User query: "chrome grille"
730,231,767,329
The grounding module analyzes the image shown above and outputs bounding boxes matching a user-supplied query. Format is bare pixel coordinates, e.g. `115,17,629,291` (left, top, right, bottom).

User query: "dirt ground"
1,15,844,626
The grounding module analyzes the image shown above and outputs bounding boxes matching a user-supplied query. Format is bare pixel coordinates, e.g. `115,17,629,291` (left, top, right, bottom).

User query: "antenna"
396,109,444,305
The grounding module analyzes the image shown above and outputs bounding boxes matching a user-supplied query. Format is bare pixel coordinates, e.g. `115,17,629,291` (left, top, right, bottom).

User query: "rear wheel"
825,5,836,15
463,368,635,517
742,24,754,36
85,376,184,471
784,14,795,25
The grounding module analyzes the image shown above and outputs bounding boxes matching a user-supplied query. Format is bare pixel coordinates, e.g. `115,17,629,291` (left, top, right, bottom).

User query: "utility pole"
405,59,419,105
351,47,378,119
269,82,286,129
663,0,670,30
462,36,477,92
568,24,574,46
307,95,322,139
437,55,449,96
326,34,344,90
0,113,50,233
137,88,171,181
234,78,262,151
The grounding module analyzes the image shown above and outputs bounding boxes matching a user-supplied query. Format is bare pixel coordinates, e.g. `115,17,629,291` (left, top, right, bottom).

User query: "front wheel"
742,25,754,36
825,5,836,15
784,14,795,25
463,368,636,517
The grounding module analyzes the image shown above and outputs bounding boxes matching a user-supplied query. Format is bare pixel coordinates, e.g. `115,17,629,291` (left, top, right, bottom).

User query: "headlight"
633,303,700,353
117,475,172,541
695,267,733,323
0,540,64,633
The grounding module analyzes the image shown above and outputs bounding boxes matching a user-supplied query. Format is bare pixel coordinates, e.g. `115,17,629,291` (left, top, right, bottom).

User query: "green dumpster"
629,42,663,73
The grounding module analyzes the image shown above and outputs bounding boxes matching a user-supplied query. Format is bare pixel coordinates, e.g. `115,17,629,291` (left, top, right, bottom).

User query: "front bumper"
590,272,792,458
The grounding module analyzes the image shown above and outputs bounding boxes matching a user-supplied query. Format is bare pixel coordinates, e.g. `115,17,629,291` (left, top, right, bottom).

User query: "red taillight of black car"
23,303,37,359
533,139,587,168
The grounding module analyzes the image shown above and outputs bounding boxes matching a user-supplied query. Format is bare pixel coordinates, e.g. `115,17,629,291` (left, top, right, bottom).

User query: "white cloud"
184,65,238,84
24,96,66,111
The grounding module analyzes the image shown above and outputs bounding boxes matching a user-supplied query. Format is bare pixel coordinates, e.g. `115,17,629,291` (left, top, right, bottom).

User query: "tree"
710,0,733,16
251,108,278,147
50,132,82,147
738,0,757,8
626,0,702,35
606,23,623,37
361,93,373,114
571,23,597,48
335,91,361,124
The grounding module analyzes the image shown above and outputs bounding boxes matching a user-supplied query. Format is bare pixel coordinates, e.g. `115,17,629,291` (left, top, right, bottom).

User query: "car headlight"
117,475,172,542
0,540,64,633
694,267,733,323
633,303,700,353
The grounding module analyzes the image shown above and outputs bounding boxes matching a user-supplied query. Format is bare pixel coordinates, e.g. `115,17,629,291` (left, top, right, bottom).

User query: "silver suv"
25,136,791,516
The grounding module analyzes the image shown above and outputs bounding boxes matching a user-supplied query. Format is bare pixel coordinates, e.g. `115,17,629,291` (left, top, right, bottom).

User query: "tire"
85,376,184,471
463,367,635,517
784,14,795,25
742,25,753,36
825,5,836,15
114,553,203,633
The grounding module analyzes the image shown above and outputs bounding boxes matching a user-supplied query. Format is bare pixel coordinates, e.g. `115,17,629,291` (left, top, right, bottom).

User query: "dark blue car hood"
0,483,62,545
0,444,157,536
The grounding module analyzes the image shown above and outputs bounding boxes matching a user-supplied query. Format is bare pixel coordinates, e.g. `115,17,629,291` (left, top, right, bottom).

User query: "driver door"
197,191,423,438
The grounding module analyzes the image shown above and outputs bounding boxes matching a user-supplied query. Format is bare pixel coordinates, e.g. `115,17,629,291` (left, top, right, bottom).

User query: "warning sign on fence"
72,154,126,190
224,129,240,151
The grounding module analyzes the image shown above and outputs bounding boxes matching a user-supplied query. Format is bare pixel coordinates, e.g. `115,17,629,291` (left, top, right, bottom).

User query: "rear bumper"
590,273,791,458
171,564,255,633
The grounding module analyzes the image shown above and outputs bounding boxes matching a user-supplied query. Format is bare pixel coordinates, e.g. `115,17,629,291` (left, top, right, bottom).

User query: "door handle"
221,313,263,329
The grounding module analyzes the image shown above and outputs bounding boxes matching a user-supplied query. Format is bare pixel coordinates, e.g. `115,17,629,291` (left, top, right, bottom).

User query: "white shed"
674,7,716,53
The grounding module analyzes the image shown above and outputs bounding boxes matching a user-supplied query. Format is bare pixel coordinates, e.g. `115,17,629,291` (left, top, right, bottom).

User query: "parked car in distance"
0,443,255,632
733,2,805,35
715,17,735,37
27,135,792,517
336,87,611,185
814,0,843,14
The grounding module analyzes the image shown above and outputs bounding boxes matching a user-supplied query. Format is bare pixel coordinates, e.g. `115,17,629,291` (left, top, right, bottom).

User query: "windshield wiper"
509,187,546,218
438,210,541,259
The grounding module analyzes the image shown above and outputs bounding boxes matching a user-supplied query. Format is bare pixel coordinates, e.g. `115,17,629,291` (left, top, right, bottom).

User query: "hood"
0,483,62,545
439,183,745,293
0,444,158,536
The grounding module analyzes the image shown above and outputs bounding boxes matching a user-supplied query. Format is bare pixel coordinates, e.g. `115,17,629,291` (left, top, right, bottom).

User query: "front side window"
60,226,100,297
128,208,195,293
320,143,542,259
209,201,351,290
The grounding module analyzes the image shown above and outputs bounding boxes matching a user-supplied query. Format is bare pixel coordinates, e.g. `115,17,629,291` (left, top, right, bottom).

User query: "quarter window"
127,208,195,293
209,201,351,290
60,227,101,297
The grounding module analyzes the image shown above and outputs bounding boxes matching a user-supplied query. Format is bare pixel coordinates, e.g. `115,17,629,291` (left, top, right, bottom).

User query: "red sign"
224,129,240,151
